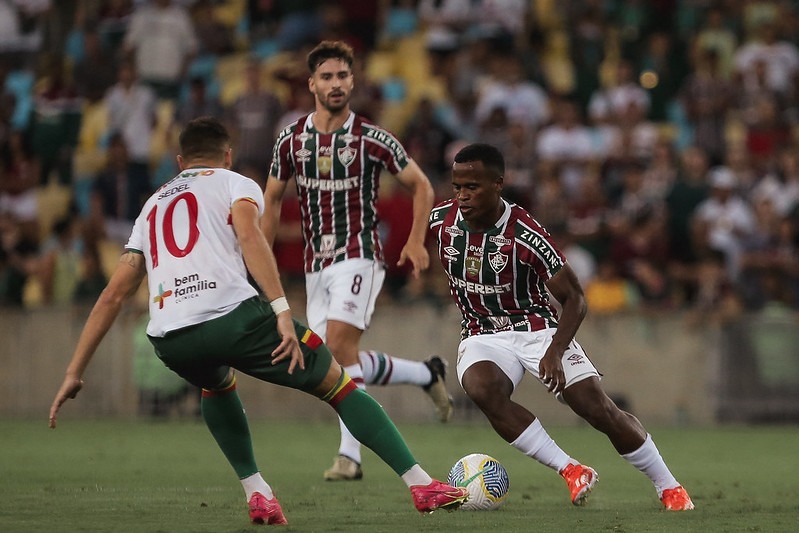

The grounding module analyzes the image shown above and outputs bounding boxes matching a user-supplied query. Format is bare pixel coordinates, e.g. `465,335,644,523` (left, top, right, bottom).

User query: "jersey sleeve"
269,123,295,182
230,174,265,216
364,124,410,175
514,214,565,281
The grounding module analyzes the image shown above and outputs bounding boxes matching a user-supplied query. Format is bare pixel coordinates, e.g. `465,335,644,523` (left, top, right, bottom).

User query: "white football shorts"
305,258,385,338
456,329,600,394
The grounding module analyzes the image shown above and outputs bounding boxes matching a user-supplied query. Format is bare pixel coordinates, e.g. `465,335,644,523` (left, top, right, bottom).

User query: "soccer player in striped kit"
48,117,468,525
429,143,694,511
262,40,452,481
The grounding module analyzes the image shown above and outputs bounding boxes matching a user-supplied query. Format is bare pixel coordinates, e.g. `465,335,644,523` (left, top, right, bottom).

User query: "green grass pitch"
1,419,797,532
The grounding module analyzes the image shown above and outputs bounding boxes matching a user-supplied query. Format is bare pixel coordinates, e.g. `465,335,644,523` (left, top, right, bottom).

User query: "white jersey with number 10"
126,168,263,337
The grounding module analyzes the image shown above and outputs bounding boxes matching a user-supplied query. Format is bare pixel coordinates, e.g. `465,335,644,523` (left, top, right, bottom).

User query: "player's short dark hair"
453,143,505,177
179,117,230,161
307,40,354,74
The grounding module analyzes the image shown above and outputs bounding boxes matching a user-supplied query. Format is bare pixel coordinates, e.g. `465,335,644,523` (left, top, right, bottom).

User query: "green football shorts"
148,296,332,393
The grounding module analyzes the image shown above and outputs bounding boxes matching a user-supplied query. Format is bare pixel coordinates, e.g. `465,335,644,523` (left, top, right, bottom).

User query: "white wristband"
270,296,290,315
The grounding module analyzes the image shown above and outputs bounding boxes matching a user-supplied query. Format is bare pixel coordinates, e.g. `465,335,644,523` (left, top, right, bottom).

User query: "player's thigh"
323,259,385,331
457,332,526,391
305,270,329,337
218,298,333,392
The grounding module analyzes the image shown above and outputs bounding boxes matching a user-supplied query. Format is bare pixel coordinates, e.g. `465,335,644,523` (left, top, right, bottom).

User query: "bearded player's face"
309,58,353,113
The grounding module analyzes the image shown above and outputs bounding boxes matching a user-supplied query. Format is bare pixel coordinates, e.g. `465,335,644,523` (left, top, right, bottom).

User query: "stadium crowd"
1,0,799,323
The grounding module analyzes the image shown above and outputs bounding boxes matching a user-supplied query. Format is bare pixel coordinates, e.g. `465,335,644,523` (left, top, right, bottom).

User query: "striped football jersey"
429,198,566,339
270,112,410,272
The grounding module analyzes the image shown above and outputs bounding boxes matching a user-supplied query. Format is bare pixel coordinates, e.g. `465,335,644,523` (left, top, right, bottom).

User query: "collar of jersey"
305,111,355,134
456,199,511,234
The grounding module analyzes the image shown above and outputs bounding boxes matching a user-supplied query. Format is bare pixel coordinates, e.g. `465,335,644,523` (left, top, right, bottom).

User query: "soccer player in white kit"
48,117,468,525
429,143,694,511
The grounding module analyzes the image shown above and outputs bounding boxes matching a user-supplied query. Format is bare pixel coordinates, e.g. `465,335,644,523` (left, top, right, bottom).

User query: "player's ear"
176,154,185,170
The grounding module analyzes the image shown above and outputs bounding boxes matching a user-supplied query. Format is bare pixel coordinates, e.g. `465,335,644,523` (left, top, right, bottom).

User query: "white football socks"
359,350,433,386
510,419,573,472
241,472,273,500
621,434,680,497
337,363,364,464
400,464,433,487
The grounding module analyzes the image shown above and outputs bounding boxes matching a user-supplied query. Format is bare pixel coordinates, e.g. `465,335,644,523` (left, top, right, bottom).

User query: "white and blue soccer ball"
447,453,510,510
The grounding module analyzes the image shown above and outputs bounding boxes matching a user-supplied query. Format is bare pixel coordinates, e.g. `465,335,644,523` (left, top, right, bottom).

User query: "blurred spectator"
642,136,679,203
348,55,383,122
609,208,671,309
693,5,738,80
0,211,39,306
105,60,157,175
0,0,50,68
665,145,710,266
190,0,234,57
71,22,119,104
692,166,756,281
679,47,733,165
550,223,597,287
683,249,742,327
123,0,198,100
72,241,107,305
499,119,537,211
28,53,82,185
0,130,39,243
475,52,550,134
743,93,791,175
273,0,322,51
568,0,607,112
96,0,134,52
227,58,283,187
37,213,83,306
174,76,224,128
403,97,454,190
733,21,799,112
537,96,595,199
89,132,150,244
584,258,639,315
588,59,650,124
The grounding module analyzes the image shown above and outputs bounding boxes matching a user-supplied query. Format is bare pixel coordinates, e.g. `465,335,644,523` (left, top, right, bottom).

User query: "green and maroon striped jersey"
269,112,410,272
429,198,565,339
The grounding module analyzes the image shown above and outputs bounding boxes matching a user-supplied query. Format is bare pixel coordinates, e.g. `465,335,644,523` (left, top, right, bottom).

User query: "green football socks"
201,387,258,479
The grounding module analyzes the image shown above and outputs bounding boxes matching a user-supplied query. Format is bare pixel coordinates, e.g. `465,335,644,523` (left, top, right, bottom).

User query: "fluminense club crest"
488,251,508,273
337,146,357,168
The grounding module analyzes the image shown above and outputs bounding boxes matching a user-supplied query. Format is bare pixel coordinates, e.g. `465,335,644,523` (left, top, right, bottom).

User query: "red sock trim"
202,379,237,398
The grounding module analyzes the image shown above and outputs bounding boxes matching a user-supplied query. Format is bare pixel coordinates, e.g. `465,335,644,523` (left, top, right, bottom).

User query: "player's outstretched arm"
394,160,434,277
232,198,304,374
49,251,147,428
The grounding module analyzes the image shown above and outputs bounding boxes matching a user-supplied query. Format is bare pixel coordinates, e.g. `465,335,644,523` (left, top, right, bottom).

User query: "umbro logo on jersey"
295,148,311,162
443,246,459,262
342,300,359,313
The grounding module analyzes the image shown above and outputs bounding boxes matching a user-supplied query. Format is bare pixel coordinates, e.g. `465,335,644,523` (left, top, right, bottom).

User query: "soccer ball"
447,453,509,510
